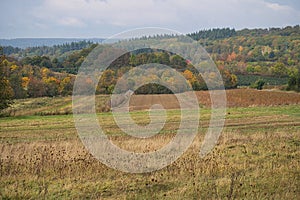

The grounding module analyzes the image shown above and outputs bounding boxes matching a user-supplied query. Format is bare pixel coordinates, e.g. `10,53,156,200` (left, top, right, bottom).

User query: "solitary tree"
251,79,265,90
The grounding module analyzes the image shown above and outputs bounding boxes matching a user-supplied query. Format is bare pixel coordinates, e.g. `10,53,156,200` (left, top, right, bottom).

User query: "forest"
1,25,300,109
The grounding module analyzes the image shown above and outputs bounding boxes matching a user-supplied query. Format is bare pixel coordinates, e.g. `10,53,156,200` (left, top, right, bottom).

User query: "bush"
250,79,265,90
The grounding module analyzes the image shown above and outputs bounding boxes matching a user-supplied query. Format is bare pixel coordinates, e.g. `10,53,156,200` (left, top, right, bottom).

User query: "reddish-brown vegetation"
128,89,300,110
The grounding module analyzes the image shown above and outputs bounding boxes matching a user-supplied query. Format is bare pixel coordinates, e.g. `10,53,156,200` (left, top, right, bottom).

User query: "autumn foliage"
0,58,74,99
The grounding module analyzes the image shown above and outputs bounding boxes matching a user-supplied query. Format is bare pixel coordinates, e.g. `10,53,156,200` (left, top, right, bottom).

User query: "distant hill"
1,25,299,94
0,38,104,49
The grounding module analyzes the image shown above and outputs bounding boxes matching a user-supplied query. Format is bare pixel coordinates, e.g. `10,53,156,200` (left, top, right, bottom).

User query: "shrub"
250,79,265,90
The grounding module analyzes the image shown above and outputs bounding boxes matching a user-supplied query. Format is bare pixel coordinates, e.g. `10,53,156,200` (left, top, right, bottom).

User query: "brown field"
4,89,300,117
128,89,300,110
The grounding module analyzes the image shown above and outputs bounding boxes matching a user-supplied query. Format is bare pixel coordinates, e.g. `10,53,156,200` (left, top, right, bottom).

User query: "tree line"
1,25,300,112
0,47,238,113
2,40,94,58
96,50,237,94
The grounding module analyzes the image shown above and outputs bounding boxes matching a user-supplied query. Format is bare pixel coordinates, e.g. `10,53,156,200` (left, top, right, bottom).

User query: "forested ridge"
0,25,299,108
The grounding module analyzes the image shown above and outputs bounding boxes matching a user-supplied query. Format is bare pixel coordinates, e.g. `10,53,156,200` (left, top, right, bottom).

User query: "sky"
1,0,300,38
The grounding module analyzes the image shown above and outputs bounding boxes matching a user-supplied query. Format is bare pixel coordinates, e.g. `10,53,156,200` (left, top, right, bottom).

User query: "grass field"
0,90,300,199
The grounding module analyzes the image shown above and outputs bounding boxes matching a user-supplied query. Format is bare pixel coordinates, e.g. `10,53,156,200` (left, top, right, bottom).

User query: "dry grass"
0,105,299,199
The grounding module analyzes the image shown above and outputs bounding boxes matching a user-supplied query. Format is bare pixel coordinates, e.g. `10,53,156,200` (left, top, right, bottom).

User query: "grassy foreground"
0,105,300,199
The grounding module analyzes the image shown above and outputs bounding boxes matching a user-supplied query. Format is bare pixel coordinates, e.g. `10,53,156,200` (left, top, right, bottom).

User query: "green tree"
287,67,300,92
98,70,116,94
250,79,265,90
59,76,74,96
0,56,14,112
44,77,60,97
9,73,26,99
170,55,186,71
271,62,288,77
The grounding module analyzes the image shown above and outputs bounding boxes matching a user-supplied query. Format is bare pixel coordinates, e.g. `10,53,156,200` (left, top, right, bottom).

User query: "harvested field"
3,89,300,116
127,89,300,110
0,105,299,199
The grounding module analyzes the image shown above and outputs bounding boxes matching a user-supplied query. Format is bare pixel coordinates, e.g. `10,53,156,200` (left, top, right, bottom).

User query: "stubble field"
0,89,300,199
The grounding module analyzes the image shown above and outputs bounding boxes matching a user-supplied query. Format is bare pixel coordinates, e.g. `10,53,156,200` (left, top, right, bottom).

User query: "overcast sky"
1,0,299,38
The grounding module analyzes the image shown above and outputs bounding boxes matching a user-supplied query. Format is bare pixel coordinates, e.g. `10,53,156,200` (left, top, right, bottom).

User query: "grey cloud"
0,0,299,38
